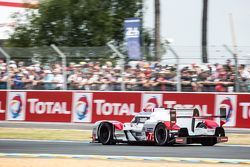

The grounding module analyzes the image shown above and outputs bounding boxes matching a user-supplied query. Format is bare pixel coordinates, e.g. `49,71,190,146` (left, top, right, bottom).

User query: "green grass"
0,128,92,141
0,128,249,145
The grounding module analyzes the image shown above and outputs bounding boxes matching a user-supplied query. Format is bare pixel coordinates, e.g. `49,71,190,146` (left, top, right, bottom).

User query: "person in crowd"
52,68,63,90
41,69,54,90
0,59,249,92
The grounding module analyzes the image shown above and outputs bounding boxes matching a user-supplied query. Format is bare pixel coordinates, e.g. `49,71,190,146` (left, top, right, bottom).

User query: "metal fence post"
107,41,126,91
0,47,11,90
51,44,67,90
223,45,239,92
166,45,181,92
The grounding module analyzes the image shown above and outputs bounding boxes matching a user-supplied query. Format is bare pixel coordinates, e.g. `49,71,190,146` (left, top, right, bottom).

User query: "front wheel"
154,123,169,146
97,122,115,145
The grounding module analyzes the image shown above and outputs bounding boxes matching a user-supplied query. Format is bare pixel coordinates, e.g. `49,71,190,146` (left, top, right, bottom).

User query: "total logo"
75,95,89,120
9,95,23,118
142,94,162,111
145,97,160,109
219,97,233,122
28,99,70,114
215,95,236,126
72,93,92,123
239,102,250,119
7,92,26,121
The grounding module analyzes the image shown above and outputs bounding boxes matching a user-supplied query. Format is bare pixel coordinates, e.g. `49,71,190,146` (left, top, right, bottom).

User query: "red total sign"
92,92,141,123
0,91,6,120
25,91,72,122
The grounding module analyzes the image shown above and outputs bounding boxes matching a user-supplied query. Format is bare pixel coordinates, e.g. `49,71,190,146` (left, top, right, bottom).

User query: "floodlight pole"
166,45,181,92
223,45,239,92
51,44,67,90
0,47,11,90
107,41,125,91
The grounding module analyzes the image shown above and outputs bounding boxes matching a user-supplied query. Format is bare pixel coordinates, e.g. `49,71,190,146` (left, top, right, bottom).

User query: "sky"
0,0,250,64
143,0,250,64
143,0,250,46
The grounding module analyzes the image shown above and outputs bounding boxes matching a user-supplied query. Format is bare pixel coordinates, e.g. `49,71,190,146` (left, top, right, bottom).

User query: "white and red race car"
92,107,228,146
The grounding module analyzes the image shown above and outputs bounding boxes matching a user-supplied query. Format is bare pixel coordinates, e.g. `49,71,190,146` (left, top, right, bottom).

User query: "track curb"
0,153,250,164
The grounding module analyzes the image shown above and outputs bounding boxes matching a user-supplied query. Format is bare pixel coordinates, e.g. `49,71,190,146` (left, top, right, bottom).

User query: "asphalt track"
0,140,249,159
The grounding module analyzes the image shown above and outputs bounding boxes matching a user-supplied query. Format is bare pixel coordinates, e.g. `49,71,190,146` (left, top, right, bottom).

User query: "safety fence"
0,45,250,92
0,90,249,128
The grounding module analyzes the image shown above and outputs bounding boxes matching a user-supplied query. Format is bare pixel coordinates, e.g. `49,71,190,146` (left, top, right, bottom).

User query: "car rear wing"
169,108,227,127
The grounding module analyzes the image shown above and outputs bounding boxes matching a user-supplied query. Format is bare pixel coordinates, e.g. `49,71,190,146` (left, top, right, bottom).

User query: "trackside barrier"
0,90,249,128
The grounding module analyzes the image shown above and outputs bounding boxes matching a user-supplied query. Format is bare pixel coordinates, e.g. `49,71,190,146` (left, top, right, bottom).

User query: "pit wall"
0,90,249,128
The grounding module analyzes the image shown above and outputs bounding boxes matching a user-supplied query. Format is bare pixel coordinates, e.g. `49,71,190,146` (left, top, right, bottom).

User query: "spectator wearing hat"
12,72,25,89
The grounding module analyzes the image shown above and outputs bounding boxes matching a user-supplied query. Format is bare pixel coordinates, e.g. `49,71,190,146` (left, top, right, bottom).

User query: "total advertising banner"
0,91,6,120
0,91,249,128
215,95,237,127
236,94,250,128
72,93,92,123
91,92,141,123
7,92,26,121
25,91,72,122
124,18,141,60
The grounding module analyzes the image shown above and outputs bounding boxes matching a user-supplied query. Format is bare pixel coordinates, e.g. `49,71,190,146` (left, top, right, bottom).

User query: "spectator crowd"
0,58,250,92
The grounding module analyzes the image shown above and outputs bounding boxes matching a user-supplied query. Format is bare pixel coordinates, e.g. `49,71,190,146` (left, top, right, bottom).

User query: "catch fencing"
0,45,250,92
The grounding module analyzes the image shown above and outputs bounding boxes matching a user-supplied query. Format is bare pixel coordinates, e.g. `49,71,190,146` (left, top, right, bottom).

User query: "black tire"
154,123,169,146
215,127,225,137
97,122,115,145
178,128,189,137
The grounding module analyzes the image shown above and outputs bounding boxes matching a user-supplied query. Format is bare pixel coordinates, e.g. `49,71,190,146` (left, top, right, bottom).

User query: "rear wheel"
154,123,169,146
215,127,225,137
98,122,115,145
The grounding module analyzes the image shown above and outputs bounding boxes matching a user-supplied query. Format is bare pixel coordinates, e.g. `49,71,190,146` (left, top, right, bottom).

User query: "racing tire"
97,122,115,145
215,127,225,137
154,123,169,146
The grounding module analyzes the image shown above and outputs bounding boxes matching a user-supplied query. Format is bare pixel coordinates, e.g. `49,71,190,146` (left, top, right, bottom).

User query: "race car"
92,107,228,146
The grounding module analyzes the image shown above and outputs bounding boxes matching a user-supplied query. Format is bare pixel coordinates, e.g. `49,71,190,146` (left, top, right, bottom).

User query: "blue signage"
124,18,141,60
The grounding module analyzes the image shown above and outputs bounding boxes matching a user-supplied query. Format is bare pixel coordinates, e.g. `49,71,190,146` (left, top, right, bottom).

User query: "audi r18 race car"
92,107,228,146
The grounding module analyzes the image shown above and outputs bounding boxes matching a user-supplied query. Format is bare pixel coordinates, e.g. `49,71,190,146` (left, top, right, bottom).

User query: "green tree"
7,0,143,47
